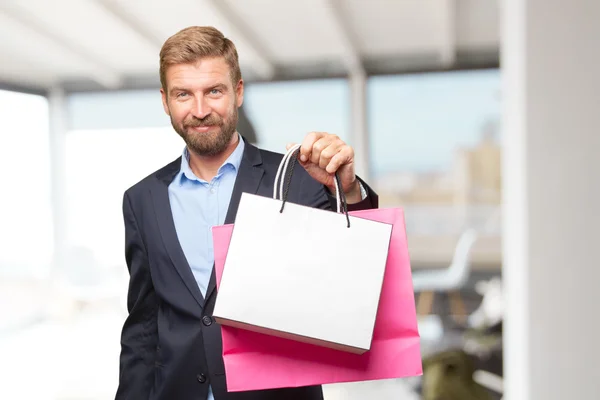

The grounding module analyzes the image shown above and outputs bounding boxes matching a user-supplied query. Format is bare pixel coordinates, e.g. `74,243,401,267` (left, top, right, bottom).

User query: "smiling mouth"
189,125,215,132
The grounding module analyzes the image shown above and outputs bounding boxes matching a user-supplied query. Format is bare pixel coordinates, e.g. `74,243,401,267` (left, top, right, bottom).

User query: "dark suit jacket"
115,138,378,400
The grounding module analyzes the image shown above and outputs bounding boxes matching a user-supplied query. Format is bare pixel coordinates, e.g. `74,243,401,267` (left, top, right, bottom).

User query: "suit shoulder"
124,157,181,200
257,147,285,166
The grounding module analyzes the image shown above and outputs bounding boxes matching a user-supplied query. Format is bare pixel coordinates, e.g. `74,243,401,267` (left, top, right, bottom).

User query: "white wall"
502,1,600,398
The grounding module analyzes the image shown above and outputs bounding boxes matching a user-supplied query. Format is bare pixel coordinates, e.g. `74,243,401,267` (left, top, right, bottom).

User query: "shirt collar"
176,132,245,185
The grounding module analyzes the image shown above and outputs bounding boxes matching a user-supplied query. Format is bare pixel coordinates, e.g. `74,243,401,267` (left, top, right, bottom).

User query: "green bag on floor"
421,350,493,400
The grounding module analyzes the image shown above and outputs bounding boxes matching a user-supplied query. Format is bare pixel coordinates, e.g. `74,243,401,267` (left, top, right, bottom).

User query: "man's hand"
286,132,362,204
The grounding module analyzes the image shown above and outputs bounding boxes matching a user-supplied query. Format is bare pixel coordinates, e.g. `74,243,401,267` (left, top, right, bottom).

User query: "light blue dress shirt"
168,135,245,400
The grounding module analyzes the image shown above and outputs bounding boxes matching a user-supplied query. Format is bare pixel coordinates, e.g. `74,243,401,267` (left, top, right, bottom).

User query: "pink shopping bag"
212,207,422,392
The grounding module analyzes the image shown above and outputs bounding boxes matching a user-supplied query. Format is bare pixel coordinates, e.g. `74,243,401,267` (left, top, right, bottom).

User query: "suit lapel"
151,157,206,309
205,141,265,302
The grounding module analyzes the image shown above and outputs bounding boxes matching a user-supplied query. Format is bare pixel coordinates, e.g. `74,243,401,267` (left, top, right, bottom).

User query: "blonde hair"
159,26,241,91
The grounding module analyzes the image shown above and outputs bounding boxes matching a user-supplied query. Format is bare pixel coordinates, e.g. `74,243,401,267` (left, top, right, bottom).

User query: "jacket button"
202,316,213,326
197,373,207,383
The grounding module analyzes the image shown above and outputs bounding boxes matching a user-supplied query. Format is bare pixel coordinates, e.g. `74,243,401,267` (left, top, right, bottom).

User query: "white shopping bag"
213,144,393,354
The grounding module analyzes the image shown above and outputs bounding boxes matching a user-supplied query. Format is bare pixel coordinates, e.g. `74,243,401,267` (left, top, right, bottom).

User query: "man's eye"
210,89,221,95
177,92,188,98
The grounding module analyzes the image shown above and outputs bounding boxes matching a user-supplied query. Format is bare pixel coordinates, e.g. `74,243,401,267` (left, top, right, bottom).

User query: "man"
115,26,379,400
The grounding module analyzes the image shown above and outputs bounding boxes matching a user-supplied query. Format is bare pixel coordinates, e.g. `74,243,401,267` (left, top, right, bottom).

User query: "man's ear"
236,79,244,108
160,88,170,116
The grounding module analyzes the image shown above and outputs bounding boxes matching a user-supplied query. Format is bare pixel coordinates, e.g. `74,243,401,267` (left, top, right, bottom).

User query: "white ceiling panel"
221,0,348,63
3,0,158,73
0,0,499,92
0,10,108,86
344,0,445,56
0,55,55,88
457,0,499,48
106,0,275,79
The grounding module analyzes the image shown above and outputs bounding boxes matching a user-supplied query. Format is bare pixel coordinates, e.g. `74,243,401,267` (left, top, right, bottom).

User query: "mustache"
184,115,221,127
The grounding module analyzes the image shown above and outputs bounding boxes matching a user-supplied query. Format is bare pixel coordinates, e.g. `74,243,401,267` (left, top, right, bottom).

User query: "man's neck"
188,133,240,182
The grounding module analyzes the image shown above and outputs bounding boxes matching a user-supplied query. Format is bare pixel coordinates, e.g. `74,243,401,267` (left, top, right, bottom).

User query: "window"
368,69,500,182
0,90,52,277
367,70,502,265
243,79,350,152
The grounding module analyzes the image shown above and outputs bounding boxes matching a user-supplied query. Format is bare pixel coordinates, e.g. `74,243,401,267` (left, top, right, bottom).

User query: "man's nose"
191,96,211,119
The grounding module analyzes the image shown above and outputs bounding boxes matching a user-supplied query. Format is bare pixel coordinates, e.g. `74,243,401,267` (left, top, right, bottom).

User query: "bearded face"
171,101,238,157
161,56,244,157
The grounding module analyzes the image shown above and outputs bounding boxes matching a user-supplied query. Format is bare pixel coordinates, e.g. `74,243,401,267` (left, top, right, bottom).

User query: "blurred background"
0,0,597,399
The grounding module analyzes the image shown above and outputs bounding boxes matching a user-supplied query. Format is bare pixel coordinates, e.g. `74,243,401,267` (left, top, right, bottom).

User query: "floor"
0,271,500,400
0,304,423,400
324,379,419,400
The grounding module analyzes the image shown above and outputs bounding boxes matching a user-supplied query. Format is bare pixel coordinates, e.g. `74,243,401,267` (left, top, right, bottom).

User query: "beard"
171,106,238,157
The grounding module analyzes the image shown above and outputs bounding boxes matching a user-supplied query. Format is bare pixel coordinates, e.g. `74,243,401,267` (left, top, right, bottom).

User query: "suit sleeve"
115,191,158,400
305,175,379,211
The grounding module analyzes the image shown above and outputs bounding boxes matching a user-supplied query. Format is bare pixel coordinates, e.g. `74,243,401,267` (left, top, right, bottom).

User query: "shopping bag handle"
274,144,351,228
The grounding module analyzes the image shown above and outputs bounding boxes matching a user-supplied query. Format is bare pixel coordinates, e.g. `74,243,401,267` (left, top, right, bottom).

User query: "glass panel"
368,70,502,271
0,90,52,277
368,69,501,234
243,79,350,152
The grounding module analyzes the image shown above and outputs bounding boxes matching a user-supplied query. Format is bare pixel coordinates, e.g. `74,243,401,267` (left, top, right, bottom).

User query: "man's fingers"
299,132,349,172
310,137,333,165
326,146,353,174
300,132,325,162
318,142,344,169
309,135,341,165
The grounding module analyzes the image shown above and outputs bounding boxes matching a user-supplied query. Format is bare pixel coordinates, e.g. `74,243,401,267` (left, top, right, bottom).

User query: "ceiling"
0,0,499,94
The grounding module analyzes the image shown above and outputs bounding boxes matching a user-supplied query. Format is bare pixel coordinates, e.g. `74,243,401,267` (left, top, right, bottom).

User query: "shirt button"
197,373,207,383
202,316,213,326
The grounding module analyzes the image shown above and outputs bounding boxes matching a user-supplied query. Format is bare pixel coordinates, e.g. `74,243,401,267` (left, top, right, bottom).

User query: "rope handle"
273,144,350,227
